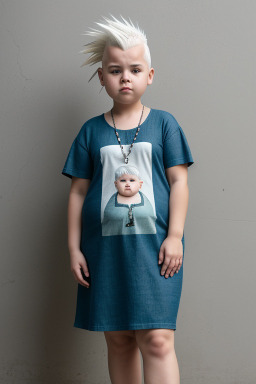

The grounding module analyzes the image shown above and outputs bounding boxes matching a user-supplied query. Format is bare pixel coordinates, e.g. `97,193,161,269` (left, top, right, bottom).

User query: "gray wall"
1,1,255,383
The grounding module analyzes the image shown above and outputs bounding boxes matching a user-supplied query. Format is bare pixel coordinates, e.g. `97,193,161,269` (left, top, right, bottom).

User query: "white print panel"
100,142,157,236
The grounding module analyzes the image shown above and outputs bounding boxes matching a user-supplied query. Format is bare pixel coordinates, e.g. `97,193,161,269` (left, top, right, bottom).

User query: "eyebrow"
108,64,143,69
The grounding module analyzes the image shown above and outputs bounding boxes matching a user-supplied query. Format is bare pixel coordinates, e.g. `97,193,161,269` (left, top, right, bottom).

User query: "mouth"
120,87,132,91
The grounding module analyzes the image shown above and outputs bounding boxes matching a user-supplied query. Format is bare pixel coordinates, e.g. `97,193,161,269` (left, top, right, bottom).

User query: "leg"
135,329,180,384
104,330,142,384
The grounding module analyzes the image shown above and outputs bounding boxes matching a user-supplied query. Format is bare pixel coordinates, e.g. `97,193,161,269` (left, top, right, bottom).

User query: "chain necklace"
111,105,144,164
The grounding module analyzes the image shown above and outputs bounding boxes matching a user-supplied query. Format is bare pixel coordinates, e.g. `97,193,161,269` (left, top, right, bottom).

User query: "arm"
166,163,189,239
158,164,189,278
68,177,91,253
68,177,91,287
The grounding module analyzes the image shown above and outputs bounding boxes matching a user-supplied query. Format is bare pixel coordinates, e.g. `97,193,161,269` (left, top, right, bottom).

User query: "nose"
121,70,131,83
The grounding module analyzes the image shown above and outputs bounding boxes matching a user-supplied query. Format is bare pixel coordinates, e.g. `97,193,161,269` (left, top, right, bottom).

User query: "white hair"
115,165,141,181
79,14,151,83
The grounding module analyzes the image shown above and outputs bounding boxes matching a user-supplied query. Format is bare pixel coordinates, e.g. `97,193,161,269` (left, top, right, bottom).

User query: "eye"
133,69,140,73
111,70,120,74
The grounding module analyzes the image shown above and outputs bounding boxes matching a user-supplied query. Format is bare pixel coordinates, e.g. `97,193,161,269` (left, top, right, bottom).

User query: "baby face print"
114,173,143,197
100,150,157,236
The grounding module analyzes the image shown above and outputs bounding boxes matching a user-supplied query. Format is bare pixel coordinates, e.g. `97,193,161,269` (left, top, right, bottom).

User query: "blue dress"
61,108,194,332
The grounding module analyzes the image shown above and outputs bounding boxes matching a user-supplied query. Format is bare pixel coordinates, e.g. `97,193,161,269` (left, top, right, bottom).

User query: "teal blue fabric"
102,191,157,236
62,108,194,331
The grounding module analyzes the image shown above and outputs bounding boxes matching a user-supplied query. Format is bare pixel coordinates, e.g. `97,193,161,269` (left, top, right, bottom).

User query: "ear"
147,68,155,85
98,67,104,85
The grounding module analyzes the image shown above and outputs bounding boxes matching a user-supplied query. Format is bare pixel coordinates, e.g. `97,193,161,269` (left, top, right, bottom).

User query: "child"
62,14,194,384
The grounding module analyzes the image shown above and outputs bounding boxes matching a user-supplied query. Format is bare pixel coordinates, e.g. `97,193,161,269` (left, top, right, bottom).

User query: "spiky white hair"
79,14,151,83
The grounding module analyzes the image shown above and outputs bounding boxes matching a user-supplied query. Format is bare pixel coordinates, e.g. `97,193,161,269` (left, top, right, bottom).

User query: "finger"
174,257,183,274
74,273,89,288
169,258,181,277
164,259,176,278
158,247,164,265
178,256,183,269
79,269,90,287
74,269,90,288
80,260,90,277
168,259,179,277
170,268,177,277
81,265,90,279
160,259,170,275
162,257,176,277
79,275,90,288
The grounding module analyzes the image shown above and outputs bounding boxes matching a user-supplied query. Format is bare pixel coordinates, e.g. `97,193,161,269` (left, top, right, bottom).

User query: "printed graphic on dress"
100,142,157,236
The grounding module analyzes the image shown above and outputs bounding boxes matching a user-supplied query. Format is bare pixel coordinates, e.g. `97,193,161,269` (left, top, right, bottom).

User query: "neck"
111,101,144,116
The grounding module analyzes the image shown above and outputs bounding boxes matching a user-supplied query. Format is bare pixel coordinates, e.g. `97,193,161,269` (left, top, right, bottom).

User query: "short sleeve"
163,125,194,169
61,136,93,180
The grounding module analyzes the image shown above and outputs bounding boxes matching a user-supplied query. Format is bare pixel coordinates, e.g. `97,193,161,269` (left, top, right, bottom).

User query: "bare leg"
104,330,142,384
135,329,180,384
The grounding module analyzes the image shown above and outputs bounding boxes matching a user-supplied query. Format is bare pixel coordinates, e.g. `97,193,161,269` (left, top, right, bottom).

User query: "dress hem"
73,322,177,332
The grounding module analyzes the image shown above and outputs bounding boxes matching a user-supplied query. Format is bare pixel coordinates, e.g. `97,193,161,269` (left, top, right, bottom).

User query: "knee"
104,330,137,354
135,329,175,358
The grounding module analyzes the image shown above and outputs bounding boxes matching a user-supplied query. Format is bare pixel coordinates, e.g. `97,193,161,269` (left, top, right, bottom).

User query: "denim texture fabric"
62,108,194,331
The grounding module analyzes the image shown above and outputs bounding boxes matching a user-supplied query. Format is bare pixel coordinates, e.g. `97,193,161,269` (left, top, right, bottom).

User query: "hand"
158,236,183,278
70,249,90,288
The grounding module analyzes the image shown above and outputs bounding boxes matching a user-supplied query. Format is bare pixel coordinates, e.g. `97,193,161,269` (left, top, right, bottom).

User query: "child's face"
115,174,143,197
98,44,154,104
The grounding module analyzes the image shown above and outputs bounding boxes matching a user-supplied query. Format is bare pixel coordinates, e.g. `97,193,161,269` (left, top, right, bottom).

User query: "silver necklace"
111,105,144,164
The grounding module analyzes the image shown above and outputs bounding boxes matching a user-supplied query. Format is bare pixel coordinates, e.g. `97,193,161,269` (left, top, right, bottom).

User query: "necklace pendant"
111,105,144,167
